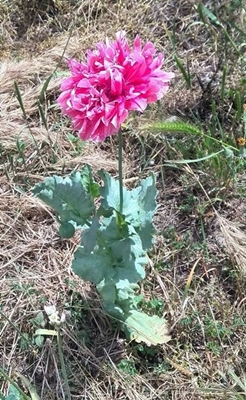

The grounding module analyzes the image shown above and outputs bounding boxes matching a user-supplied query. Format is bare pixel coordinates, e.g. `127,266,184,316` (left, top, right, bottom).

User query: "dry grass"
0,0,246,399
218,215,246,276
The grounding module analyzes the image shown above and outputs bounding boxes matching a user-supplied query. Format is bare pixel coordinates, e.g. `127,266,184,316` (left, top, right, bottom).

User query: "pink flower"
57,31,174,141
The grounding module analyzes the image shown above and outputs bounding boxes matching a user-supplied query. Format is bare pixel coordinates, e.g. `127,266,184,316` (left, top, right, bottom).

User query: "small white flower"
44,305,57,316
49,311,61,325
44,304,67,326
60,311,66,323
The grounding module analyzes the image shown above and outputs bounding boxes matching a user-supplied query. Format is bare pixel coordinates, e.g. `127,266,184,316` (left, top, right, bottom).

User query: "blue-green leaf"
117,287,134,301
100,215,147,269
100,214,130,244
81,216,100,253
130,174,157,249
122,310,171,346
96,279,117,303
114,259,146,283
98,171,157,250
5,384,21,400
33,172,95,226
136,220,155,250
114,280,138,302
128,174,157,225
135,174,157,218
59,222,75,238
102,302,125,319
72,245,111,285
98,169,133,213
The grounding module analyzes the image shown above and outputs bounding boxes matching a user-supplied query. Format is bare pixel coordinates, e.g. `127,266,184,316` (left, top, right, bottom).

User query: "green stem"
57,328,71,400
0,309,31,348
0,368,31,400
118,128,124,213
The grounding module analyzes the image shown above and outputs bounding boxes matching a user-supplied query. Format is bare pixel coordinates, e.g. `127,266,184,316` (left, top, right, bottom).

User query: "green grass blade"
0,309,31,347
236,90,243,122
0,368,31,400
17,374,41,400
174,55,191,88
221,65,227,103
37,101,48,131
222,27,241,56
14,80,50,172
244,105,246,123
197,5,240,55
229,21,246,38
14,81,27,119
38,73,54,104
38,21,74,104
227,369,246,392
211,100,217,130
164,149,224,165
198,4,222,27
197,3,210,26
57,328,71,400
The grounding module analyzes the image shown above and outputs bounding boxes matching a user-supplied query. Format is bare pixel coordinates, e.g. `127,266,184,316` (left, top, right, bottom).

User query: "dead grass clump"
218,215,246,276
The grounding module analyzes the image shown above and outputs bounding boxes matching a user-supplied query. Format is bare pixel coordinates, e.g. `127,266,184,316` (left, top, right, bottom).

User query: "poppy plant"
34,32,174,345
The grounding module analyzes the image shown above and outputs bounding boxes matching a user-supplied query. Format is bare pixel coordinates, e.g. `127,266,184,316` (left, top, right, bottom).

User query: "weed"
15,139,27,164
0,368,39,400
162,225,177,242
202,368,246,399
232,314,246,327
29,311,45,328
153,361,170,374
179,194,199,214
10,282,39,297
18,333,33,352
204,315,233,340
180,311,199,328
66,133,86,156
117,359,138,376
206,341,222,356
174,55,192,88
144,298,165,315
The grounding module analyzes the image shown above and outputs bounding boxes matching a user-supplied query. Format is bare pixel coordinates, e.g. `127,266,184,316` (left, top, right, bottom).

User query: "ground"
0,0,246,399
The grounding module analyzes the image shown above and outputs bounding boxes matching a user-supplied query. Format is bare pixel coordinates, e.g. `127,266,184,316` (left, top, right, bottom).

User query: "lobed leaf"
130,174,157,249
99,171,157,250
98,169,134,214
122,310,171,346
33,172,95,226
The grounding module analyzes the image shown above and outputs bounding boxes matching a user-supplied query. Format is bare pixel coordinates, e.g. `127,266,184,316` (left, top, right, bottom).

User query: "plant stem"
0,309,31,348
118,128,124,213
57,328,71,400
0,368,31,400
